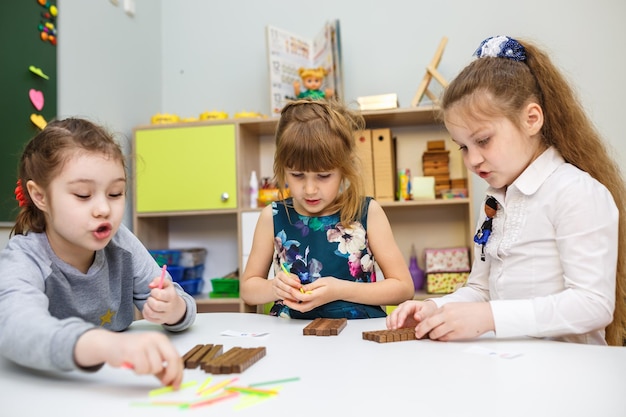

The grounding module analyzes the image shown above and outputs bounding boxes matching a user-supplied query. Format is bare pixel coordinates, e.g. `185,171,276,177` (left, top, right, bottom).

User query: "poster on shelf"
266,20,343,116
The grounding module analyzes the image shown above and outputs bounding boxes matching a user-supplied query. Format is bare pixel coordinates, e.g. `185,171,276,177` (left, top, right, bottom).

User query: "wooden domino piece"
204,347,267,374
185,344,217,369
303,319,321,335
200,344,224,372
181,344,204,365
362,328,416,343
303,318,347,336
181,344,267,374
231,347,266,373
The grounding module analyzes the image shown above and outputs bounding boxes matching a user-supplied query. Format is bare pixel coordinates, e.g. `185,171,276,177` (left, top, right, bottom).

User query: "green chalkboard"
0,2,57,223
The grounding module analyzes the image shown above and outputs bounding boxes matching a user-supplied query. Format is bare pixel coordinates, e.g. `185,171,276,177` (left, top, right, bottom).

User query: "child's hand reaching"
75,329,184,388
414,302,494,341
273,267,303,303
386,300,438,331
143,276,186,326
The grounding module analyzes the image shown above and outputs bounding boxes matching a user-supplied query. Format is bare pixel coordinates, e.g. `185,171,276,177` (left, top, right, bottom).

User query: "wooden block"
233,347,267,373
450,178,467,188
207,347,242,374
182,343,266,374
362,328,417,343
331,318,348,335
427,140,446,150
181,344,204,365
200,344,224,371
204,346,267,374
423,166,450,176
303,318,348,336
185,344,215,369
303,318,322,335
317,318,332,336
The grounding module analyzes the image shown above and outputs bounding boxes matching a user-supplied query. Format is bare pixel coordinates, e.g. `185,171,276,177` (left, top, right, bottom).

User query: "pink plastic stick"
159,264,167,289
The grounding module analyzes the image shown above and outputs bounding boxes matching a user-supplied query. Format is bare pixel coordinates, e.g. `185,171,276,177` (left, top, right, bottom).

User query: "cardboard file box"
354,129,375,197
371,128,396,202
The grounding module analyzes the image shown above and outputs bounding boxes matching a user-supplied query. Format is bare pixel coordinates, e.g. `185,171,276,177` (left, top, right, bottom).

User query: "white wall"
158,0,625,221
2,0,624,255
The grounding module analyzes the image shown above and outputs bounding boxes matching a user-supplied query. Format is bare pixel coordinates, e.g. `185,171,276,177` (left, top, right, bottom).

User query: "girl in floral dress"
241,99,414,319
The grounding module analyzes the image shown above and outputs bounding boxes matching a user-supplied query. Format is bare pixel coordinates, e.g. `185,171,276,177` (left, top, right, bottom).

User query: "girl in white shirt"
387,36,626,346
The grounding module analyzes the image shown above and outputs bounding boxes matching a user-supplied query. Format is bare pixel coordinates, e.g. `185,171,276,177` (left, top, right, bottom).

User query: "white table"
3,313,625,417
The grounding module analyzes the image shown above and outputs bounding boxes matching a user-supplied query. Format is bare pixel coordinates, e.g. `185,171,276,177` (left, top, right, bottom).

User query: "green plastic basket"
209,278,239,298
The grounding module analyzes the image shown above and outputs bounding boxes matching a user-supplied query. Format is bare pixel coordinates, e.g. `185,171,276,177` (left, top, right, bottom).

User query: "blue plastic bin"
167,265,185,282
149,249,181,267
178,278,204,295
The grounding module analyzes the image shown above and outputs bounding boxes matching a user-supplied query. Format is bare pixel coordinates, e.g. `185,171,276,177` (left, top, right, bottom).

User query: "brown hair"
440,38,626,346
274,99,365,226
11,118,126,236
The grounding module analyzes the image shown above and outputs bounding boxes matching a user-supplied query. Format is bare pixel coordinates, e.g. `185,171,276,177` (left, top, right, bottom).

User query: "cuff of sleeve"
163,291,197,332
490,299,537,338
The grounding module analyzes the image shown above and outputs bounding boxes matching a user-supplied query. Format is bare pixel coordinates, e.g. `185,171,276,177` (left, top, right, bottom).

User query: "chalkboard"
0,1,57,223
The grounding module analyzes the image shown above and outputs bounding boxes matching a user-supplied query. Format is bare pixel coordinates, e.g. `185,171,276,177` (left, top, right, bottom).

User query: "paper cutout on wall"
30,114,47,130
29,89,44,110
28,65,49,80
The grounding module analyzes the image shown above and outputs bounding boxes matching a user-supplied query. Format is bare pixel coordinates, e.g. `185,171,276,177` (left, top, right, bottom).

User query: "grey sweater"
0,224,196,372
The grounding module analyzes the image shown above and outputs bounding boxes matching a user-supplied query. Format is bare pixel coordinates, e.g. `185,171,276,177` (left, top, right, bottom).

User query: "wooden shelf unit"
132,106,474,313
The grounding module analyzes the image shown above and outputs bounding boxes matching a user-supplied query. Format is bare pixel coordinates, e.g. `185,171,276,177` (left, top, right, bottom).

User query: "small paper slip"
464,345,522,359
221,330,269,338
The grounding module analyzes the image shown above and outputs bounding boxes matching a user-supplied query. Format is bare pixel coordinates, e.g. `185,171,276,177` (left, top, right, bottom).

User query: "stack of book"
422,140,450,197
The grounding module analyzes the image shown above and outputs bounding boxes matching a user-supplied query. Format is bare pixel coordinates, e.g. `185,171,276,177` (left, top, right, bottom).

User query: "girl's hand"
282,277,339,312
386,300,437,330
76,329,184,388
415,302,494,341
272,268,304,303
143,277,186,325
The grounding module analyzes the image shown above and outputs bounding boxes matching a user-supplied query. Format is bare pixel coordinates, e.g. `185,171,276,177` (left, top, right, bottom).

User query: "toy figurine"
293,67,334,100
474,196,498,261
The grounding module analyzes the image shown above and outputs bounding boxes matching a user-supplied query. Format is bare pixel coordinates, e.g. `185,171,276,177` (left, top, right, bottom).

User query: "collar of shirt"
486,146,565,203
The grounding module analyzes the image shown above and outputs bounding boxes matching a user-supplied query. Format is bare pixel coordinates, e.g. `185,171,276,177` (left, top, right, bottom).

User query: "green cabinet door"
135,124,237,212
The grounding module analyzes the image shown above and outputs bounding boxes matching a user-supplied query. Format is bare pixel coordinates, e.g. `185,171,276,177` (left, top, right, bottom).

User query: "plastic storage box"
209,278,239,298
178,278,204,295
179,248,208,267
149,249,181,267
167,265,185,282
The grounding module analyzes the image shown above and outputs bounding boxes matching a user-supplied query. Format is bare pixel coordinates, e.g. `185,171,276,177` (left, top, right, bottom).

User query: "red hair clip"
14,180,28,207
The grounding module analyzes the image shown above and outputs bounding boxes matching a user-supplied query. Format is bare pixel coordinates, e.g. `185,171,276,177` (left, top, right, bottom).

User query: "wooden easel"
411,36,449,107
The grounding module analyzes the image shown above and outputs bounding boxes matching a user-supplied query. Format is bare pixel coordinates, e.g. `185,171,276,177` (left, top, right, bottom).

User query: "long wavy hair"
440,38,626,346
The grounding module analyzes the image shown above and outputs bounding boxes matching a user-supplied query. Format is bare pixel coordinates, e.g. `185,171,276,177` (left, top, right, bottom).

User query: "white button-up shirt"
433,147,618,344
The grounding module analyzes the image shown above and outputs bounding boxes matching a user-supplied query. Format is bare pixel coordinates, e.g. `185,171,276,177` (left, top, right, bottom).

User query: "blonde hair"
440,38,626,346
274,99,365,226
11,118,126,237
298,67,327,81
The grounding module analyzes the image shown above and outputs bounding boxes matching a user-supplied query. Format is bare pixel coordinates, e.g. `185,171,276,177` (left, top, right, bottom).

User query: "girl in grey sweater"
0,118,196,388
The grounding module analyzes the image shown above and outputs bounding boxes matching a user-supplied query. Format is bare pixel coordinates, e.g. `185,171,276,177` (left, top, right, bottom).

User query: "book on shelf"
266,20,343,116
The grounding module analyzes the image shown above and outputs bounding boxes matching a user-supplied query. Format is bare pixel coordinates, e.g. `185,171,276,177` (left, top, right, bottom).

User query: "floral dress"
270,197,386,319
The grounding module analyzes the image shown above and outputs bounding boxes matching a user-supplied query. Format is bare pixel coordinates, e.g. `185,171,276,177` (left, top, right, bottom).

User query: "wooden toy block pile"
303,318,348,336
362,328,417,343
182,343,266,374
422,140,451,197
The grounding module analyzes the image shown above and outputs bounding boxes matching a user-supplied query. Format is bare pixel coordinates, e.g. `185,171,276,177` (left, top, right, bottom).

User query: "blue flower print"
290,256,323,285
